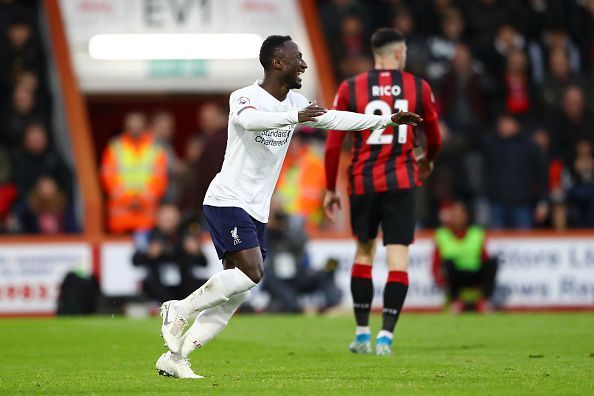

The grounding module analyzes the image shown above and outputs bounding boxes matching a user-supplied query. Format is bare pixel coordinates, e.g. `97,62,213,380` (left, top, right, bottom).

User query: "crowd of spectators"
0,1,78,234
319,0,594,230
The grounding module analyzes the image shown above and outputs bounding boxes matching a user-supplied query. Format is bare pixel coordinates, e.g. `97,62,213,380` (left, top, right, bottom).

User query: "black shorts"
349,189,416,246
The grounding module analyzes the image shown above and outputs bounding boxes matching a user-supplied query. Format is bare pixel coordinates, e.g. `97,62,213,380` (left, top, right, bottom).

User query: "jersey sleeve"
304,110,392,131
420,80,442,161
229,90,259,122
304,79,394,130
230,90,298,131
324,80,350,191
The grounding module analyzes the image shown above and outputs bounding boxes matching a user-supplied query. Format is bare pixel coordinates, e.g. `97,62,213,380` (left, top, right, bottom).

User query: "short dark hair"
371,28,405,51
259,35,292,70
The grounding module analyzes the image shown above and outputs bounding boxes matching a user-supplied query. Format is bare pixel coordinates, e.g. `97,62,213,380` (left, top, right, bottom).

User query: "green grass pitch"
0,313,593,395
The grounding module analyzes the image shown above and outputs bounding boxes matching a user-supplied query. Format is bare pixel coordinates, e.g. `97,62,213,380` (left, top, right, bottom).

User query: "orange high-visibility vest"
277,146,325,226
101,132,168,233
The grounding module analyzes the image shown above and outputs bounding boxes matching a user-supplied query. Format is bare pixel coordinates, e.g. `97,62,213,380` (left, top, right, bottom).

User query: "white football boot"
160,300,187,353
156,351,204,379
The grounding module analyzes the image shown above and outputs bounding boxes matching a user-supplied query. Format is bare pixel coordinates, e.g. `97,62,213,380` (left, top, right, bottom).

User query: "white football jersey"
204,81,394,223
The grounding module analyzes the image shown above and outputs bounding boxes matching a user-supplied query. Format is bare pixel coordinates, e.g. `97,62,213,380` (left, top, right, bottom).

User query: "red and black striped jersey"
325,69,441,195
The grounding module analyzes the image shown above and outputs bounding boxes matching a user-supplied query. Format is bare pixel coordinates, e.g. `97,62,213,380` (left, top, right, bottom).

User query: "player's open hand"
391,110,423,126
298,103,327,123
323,190,342,223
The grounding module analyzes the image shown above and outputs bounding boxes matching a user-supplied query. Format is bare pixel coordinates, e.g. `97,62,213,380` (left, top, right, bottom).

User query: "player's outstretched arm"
298,103,328,122
236,108,301,131
302,108,422,131
236,104,326,131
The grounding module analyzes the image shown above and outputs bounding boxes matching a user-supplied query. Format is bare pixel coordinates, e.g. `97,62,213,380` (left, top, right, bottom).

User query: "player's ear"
271,56,283,70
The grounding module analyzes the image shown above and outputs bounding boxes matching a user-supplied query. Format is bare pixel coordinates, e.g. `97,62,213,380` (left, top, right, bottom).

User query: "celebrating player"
323,28,442,356
155,35,422,378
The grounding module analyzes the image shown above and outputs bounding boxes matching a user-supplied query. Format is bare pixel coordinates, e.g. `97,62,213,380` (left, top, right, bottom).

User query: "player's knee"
241,264,263,284
355,240,376,263
248,266,264,284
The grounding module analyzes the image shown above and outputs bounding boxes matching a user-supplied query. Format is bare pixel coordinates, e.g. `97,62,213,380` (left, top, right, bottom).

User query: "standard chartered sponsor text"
255,129,291,146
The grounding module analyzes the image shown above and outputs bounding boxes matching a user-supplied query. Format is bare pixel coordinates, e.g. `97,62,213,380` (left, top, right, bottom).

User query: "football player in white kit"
156,35,422,378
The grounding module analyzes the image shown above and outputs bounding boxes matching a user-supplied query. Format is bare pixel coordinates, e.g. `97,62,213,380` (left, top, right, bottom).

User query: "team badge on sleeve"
238,96,250,106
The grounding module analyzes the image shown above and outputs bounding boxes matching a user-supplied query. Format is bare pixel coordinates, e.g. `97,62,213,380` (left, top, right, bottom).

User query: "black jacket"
483,132,547,205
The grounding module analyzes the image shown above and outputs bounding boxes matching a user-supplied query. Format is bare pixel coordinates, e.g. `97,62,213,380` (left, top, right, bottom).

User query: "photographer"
132,204,208,303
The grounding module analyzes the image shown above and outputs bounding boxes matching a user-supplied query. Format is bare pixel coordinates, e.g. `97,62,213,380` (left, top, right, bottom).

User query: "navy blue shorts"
203,205,267,261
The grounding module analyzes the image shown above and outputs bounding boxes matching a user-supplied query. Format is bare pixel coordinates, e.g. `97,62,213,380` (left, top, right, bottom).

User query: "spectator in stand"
0,15,45,100
13,68,50,115
151,111,182,204
462,0,523,49
15,175,78,234
426,8,468,87
499,49,537,121
263,202,341,313
528,26,582,84
390,6,430,78
547,85,594,166
13,69,38,92
483,113,548,229
318,0,371,57
440,44,488,135
539,48,584,114
438,44,489,223
432,200,498,314
178,134,205,219
188,103,228,219
101,112,168,234
573,0,594,73
276,130,326,229
478,24,525,81
12,122,72,202
0,145,18,232
565,139,594,227
132,204,208,303
406,0,457,37
0,83,43,149
331,13,373,79
531,127,563,229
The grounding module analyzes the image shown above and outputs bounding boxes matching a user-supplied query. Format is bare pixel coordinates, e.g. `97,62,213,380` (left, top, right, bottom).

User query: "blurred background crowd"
2,0,593,238
0,0,593,311
319,0,594,230
0,1,77,234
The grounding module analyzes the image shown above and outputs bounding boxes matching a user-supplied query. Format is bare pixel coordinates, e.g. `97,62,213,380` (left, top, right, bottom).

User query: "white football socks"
175,268,256,319
377,330,393,340
180,290,251,357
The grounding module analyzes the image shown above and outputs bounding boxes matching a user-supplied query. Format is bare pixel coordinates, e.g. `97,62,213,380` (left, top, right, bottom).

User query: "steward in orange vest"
101,115,168,233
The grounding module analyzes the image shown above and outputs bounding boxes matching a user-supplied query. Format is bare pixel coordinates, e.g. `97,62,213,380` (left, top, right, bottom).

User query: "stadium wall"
1,234,593,316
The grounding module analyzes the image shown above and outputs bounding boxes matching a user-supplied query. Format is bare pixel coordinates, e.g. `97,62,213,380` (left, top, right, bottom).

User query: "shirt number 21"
364,99,409,145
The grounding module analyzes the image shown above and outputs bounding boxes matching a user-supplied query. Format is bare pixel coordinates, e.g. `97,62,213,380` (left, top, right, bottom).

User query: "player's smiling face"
279,40,307,89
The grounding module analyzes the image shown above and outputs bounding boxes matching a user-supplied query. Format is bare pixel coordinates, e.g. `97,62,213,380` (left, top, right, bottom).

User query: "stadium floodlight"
88,33,263,60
